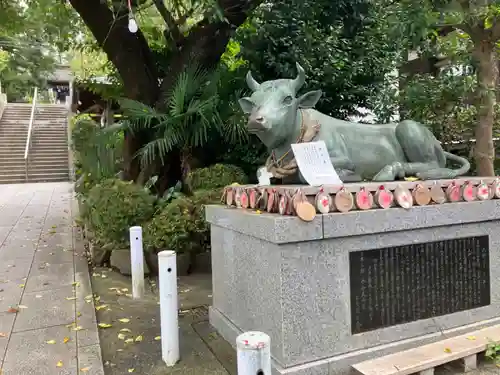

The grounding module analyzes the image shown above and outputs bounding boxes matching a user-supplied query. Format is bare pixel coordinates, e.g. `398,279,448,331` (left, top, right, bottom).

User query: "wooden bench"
352,324,500,375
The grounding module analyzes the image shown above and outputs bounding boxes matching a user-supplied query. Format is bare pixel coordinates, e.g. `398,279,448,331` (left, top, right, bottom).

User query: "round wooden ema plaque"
226,188,234,207
292,190,303,215
315,189,332,214
296,201,316,222
476,181,490,201
278,193,289,215
430,182,446,204
461,181,476,202
394,185,413,209
355,188,373,210
285,191,294,215
334,187,354,213
249,189,259,209
412,184,431,206
258,188,268,210
266,189,276,213
445,182,461,202
374,186,393,209
491,178,500,199
240,190,249,209
234,189,242,208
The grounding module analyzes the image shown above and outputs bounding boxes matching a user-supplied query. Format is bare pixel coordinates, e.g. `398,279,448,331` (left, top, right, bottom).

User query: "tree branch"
491,19,500,41
152,0,182,45
69,0,159,103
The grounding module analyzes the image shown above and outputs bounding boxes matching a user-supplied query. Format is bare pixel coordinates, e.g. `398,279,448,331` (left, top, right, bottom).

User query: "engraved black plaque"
349,236,490,334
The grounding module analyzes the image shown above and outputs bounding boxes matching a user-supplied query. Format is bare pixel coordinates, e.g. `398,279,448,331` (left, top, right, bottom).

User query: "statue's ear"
238,97,254,114
298,90,322,109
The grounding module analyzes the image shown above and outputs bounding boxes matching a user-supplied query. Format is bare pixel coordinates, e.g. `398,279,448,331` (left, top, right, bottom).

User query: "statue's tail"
416,152,470,180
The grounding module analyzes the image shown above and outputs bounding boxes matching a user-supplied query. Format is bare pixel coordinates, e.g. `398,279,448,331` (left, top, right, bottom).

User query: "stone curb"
71,193,106,374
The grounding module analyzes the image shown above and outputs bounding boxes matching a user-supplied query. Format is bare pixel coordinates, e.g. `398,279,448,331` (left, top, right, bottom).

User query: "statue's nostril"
256,116,264,123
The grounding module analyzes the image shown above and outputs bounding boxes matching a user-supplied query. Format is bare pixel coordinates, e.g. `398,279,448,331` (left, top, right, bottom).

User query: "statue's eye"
283,96,293,105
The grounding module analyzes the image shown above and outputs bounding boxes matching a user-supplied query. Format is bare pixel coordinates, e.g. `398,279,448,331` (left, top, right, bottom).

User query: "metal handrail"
24,87,38,181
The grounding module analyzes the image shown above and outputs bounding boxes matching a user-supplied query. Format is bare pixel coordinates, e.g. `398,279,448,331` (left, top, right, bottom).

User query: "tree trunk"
180,148,193,195
69,0,263,183
472,39,497,176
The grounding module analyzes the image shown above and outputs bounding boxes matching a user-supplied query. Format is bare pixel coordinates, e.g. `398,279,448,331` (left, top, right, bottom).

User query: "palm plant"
112,63,246,191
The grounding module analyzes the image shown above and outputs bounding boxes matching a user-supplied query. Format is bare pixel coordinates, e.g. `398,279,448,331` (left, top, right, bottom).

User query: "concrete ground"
1,182,498,375
91,268,236,375
0,182,104,374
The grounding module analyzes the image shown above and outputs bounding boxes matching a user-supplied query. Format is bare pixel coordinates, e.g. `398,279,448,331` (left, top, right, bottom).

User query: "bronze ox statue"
238,63,470,183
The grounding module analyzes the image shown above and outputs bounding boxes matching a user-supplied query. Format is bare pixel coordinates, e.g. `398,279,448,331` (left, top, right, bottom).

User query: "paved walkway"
0,182,104,374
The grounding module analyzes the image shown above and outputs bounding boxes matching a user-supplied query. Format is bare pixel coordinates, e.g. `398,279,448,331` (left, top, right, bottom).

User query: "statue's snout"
247,112,267,132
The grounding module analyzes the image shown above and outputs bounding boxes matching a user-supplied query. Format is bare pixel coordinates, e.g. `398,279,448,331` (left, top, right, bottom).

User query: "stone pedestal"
206,201,500,375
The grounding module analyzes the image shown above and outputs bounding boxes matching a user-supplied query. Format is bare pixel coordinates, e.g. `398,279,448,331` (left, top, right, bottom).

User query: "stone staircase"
0,103,69,184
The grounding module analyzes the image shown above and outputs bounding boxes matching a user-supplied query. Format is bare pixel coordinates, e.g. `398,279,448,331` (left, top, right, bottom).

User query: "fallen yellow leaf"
121,288,129,292
154,336,161,341
124,338,134,344
19,284,25,288
65,297,77,301
444,348,452,353
255,210,262,214
404,177,419,182
128,369,135,373
63,337,70,344
466,336,476,341
80,367,91,373
73,326,83,331
118,318,130,323
135,335,143,342
46,340,56,344
56,361,63,368
95,305,108,311
72,282,80,287
66,323,76,328
120,328,131,333
18,305,28,309
98,323,112,329
118,333,126,340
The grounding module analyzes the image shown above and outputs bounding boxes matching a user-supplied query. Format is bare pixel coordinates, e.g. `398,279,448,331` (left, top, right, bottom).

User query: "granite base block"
206,202,500,375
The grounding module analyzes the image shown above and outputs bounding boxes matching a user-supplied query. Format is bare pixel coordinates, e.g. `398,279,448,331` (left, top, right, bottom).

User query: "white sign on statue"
257,166,273,185
291,141,343,186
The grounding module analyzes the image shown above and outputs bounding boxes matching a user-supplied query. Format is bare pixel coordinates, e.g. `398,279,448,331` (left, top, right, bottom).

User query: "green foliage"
144,195,196,254
84,179,156,249
71,116,123,196
236,0,403,118
486,340,500,362
188,164,247,190
114,64,247,170
0,0,84,100
144,163,238,255
144,188,220,255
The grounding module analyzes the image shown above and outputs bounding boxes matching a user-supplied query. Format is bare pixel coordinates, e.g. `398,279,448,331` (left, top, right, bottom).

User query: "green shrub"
84,179,156,249
144,189,220,255
71,116,96,155
144,195,196,254
188,164,247,190
71,116,124,189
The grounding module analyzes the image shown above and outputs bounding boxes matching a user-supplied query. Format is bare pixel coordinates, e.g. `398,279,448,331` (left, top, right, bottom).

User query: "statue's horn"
246,71,260,91
291,62,306,92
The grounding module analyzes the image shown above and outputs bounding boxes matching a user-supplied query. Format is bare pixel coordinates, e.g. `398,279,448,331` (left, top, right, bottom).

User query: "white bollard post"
158,250,180,366
237,331,271,375
129,226,145,299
